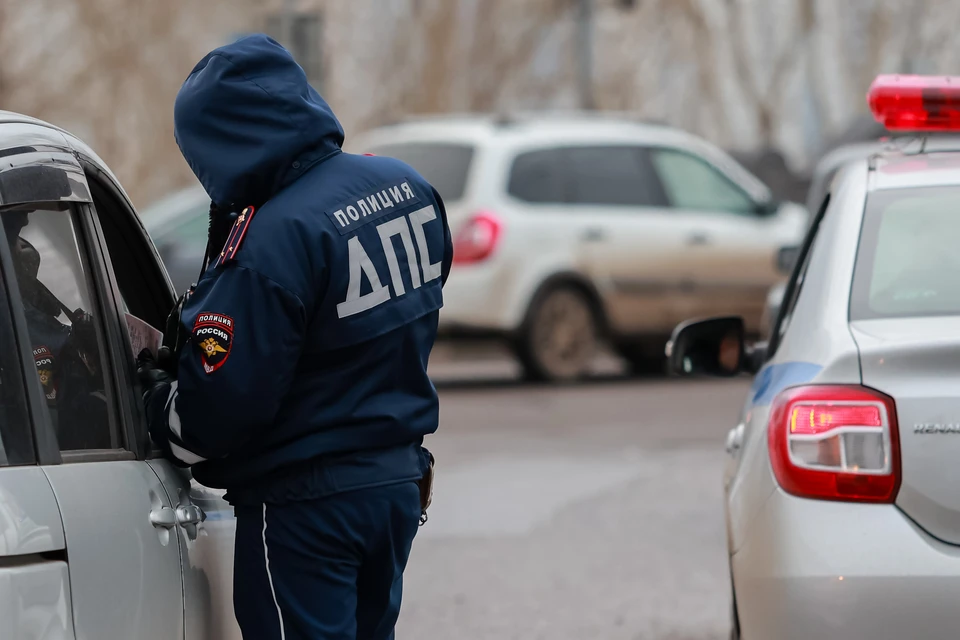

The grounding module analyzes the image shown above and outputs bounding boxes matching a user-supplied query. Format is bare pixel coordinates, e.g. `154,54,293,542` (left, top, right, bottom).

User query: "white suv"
351,114,808,381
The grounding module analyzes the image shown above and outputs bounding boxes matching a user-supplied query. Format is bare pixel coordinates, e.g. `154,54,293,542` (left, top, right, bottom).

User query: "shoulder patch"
192,313,234,374
33,345,57,400
214,206,256,269
324,177,421,236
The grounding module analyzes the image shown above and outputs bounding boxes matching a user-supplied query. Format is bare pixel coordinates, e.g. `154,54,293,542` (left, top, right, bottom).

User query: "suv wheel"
516,286,598,382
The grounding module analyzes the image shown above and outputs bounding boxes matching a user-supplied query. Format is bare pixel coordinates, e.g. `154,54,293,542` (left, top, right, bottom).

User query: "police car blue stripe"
749,361,823,406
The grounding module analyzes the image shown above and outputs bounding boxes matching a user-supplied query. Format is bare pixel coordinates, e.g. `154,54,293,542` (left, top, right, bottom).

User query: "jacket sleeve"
433,187,454,286
160,264,306,463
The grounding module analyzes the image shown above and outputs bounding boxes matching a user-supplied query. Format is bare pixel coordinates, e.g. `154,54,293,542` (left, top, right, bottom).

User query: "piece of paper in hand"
125,313,163,360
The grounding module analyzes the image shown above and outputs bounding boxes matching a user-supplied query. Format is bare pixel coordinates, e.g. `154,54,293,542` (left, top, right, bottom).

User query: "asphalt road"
397,356,752,640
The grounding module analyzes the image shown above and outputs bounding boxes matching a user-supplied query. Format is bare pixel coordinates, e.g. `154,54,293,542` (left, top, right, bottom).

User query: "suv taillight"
767,385,901,503
452,211,502,265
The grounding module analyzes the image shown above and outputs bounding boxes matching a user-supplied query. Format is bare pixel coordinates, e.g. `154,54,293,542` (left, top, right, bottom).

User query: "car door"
2,193,185,638
83,168,242,640
511,144,689,336
0,220,73,640
647,147,801,332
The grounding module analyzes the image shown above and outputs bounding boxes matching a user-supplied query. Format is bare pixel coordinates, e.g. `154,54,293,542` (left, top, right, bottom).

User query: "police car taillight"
452,211,502,265
767,385,901,503
868,74,960,131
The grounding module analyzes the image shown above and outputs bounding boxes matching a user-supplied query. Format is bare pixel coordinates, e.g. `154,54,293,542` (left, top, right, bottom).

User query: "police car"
667,75,960,639
352,114,808,381
0,111,241,638
760,140,891,337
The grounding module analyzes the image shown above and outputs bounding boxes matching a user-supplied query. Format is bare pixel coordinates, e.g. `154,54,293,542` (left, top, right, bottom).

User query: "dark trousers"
233,482,421,640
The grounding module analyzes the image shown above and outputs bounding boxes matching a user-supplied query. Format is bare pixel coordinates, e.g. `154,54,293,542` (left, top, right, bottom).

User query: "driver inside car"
2,210,109,449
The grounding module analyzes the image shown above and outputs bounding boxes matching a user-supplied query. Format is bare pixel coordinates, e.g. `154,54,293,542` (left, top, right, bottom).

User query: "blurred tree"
6,0,960,204
0,0,247,208
320,0,960,197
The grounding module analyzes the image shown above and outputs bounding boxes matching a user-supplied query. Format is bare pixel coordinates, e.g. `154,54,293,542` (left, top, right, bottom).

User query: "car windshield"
851,186,960,319
364,142,473,203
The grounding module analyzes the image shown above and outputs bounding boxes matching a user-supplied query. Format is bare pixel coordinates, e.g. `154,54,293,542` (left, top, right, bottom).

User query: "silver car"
0,111,240,638
668,133,960,638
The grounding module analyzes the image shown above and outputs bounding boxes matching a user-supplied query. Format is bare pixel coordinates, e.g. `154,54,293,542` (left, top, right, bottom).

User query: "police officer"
136,34,452,640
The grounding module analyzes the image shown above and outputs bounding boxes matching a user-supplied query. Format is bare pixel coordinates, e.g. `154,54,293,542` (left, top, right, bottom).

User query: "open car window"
84,171,173,331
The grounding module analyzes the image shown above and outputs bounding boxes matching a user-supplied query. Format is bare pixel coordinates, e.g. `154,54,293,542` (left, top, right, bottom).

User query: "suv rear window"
851,187,960,319
366,142,473,202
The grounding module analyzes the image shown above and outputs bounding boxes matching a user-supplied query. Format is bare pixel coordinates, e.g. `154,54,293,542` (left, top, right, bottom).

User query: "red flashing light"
452,211,502,265
868,74,960,132
768,385,901,503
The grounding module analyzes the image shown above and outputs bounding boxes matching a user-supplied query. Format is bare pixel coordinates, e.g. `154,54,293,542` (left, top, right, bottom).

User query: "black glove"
69,309,98,362
137,348,178,457
138,347,175,403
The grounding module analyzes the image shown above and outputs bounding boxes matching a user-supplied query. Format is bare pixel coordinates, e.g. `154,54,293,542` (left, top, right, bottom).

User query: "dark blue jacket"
159,34,452,505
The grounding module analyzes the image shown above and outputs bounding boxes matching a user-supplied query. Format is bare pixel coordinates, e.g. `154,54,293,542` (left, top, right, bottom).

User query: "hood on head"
173,34,344,209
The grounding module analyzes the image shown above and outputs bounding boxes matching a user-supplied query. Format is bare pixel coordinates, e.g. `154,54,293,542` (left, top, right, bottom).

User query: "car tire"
515,285,598,382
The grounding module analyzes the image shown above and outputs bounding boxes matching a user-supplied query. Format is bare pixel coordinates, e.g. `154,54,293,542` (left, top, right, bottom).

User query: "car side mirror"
665,316,746,377
776,245,800,275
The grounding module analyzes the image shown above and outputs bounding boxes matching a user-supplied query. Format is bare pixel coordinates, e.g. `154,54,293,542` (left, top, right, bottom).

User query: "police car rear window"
851,187,960,319
366,142,473,203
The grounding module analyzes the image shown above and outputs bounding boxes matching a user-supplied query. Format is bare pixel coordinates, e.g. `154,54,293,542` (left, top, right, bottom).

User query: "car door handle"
582,228,606,242
176,503,207,541
687,232,710,246
150,506,178,529
726,423,745,455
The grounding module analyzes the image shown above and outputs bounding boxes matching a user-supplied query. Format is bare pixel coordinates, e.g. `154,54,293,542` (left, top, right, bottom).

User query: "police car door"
82,169,242,640
0,150,184,640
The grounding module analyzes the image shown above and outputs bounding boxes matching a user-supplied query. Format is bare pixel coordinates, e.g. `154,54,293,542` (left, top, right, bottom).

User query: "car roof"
868,136,960,190
0,110,128,200
814,141,885,179
354,112,695,147
0,110,62,129
351,112,771,201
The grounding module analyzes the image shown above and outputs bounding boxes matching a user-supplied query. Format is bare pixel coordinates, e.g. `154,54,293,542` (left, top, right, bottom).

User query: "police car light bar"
868,74,960,132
